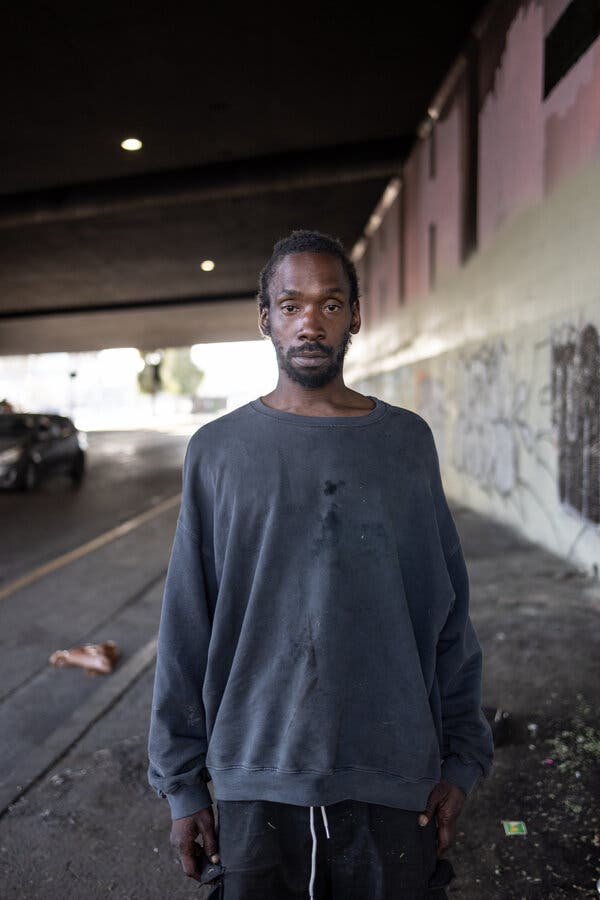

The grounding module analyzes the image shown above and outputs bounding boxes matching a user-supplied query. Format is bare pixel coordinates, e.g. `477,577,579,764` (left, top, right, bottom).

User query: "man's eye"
325,304,340,312
283,305,296,312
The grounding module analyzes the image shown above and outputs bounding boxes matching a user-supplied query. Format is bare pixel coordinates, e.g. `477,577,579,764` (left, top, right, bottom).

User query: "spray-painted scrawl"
453,342,533,496
415,373,447,459
551,323,600,525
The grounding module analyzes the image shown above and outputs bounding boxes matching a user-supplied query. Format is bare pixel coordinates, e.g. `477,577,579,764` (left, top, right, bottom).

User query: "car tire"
21,460,39,492
70,452,85,487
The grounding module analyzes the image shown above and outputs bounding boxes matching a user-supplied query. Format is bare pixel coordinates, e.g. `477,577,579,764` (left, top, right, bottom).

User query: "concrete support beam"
0,139,409,229
0,299,260,355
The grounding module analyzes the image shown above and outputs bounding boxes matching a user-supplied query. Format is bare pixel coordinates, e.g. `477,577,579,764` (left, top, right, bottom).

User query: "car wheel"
70,452,85,487
21,460,39,491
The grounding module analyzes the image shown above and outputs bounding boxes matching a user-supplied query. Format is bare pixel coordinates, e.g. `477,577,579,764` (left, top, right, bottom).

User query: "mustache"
287,342,333,357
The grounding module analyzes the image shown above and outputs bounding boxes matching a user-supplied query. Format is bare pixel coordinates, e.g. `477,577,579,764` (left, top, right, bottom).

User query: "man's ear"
349,300,362,335
258,306,271,337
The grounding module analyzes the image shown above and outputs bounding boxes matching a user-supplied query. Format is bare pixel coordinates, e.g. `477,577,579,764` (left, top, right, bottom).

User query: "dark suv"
0,413,87,490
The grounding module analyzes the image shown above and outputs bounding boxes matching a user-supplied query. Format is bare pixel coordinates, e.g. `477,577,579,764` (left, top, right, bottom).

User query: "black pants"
201,798,452,899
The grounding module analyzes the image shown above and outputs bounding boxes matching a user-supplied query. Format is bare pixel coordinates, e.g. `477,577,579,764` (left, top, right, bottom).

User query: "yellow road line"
0,493,181,602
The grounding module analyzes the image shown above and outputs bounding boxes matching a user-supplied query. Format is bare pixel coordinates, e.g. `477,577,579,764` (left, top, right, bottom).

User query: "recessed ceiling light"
200,260,215,272
121,137,142,151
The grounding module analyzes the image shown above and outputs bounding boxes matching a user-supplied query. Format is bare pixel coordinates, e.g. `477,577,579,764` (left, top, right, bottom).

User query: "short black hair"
257,229,359,311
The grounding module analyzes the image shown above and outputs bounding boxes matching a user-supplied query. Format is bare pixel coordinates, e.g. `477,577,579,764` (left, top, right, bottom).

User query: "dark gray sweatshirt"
147,396,494,819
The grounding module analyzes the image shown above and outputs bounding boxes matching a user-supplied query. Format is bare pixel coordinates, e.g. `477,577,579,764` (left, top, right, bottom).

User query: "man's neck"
260,377,375,417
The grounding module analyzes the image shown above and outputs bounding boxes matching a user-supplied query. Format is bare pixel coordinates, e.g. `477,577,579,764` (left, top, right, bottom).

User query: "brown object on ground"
49,640,119,675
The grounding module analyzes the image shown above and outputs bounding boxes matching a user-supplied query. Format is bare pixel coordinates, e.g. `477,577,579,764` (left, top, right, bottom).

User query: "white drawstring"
308,807,317,900
308,805,331,899
320,805,330,838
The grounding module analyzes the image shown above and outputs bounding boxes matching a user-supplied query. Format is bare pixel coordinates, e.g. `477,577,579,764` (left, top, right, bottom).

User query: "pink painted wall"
544,41,600,193
478,3,545,250
403,76,466,302
544,0,571,32
356,193,401,333
403,149,426,301
376,194,402,322
360,0,600,313
478,0,600,249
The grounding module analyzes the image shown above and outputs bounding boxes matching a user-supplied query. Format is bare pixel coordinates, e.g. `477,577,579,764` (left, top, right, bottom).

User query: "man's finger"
418,785,442,826
197,808,220,863
200,824,220,863
174,841,203,881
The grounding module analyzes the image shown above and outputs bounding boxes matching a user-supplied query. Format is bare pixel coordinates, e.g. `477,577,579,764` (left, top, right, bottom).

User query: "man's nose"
297,306,326,341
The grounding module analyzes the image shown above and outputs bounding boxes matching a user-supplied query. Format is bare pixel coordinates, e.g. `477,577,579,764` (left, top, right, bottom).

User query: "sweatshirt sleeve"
147,437,213,819
425,424,494,795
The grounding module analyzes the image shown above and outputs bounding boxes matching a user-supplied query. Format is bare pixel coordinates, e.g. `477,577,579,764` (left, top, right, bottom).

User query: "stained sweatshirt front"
147,396,494,819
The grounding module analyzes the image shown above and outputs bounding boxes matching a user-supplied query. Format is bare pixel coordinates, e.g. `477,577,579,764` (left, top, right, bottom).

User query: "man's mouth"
291,352,329,366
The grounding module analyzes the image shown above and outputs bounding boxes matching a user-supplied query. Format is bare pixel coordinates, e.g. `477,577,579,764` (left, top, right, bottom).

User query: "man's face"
259,252,361,388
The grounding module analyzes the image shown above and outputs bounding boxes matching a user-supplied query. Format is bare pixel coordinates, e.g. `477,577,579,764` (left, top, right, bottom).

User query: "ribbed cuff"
168,781,213,819
441,756,483,795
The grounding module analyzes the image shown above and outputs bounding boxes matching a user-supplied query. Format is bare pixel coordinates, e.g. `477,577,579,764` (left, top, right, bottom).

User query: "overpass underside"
0,143,402,355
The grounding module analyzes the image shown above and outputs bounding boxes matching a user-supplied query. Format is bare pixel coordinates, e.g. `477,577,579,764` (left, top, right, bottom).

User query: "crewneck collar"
249,395,388,427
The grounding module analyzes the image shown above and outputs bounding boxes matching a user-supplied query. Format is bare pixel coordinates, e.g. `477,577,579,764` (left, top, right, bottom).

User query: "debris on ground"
502,820,527,835
483,706,531,748
49,640,119,674
452,694,600,897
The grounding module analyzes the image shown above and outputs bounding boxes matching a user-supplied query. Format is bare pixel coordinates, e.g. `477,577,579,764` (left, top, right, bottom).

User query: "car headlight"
0,446,22,465
77,432,88,451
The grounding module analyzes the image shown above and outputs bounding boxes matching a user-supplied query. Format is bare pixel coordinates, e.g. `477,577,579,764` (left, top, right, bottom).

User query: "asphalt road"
0,428,194,813
0,428,192,588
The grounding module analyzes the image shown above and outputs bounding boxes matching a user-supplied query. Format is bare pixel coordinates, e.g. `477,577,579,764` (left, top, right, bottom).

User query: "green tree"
136,349,163,395
160,347,204,396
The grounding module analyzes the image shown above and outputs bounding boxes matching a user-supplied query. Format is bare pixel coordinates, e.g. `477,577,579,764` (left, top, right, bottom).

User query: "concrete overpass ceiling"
0,1,487,353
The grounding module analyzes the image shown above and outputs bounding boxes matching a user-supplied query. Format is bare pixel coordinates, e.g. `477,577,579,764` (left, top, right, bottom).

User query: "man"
148,230,494,899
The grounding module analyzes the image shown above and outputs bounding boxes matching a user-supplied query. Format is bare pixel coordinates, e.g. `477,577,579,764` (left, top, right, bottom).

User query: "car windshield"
0,415,34,437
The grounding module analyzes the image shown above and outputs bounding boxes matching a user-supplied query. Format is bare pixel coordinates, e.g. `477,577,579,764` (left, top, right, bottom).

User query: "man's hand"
418,778,466,857
170,806,220,882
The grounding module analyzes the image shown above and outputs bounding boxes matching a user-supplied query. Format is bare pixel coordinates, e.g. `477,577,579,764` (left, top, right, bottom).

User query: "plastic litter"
49,640,119,674
501,821,527,836
483,707,514,747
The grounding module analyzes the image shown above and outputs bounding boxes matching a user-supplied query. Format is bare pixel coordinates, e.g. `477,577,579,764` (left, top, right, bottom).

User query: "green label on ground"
502,820,527,835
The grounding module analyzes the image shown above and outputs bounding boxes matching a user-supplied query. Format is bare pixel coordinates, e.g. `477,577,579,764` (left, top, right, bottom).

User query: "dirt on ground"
449,697,600,898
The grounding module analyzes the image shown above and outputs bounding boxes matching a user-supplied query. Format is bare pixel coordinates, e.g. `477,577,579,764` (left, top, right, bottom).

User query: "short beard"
272,331,353,388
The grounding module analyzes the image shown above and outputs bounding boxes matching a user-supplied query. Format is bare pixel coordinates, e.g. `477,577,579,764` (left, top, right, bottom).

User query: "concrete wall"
346,0,600,575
